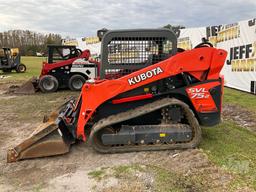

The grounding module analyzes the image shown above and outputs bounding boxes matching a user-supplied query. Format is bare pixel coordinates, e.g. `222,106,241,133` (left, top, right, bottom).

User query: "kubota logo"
189,88,210,99
128,67,163,85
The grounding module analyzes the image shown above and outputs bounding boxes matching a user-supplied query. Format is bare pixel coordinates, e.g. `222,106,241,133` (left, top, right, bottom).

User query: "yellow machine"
0,47,26,73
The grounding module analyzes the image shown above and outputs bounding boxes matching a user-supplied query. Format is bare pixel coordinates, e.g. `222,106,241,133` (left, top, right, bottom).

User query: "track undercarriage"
91,98,201,153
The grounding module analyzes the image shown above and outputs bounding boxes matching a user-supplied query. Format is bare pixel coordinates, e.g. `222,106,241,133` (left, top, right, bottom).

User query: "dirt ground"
222,104,256,132
0,82,255,192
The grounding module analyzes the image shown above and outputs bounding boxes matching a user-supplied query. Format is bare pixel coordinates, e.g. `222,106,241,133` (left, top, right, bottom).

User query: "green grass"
200,121,256,189
113,164,145,178
200,88,256,189
224,87,256,114
150,165,208,192
0,56,45,82
88,169,105,180
0,91,79,123
91,164,208,192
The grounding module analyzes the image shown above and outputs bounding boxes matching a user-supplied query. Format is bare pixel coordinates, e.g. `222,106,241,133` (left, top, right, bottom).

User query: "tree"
0,30,62,56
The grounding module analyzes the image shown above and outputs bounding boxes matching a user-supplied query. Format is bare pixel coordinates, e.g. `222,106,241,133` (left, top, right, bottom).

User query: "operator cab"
100,28,177,79
47,45,82,64
0,48,11,66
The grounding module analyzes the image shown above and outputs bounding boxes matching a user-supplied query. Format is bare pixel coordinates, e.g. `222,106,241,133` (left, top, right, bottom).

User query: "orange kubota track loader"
7,29,227,162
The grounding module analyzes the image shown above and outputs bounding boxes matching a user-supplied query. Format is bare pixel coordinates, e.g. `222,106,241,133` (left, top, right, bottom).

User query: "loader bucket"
7,113,71,163
14,77,38,94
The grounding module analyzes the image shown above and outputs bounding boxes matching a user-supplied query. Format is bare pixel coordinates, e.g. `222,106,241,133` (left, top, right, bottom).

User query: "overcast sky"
0,0,255,38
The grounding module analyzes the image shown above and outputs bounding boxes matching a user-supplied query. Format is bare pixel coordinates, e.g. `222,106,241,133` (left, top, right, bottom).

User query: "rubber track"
89,98,202,153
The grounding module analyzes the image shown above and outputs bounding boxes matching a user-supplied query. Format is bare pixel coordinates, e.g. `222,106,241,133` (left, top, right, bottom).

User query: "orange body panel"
76,47,227,141
186,82,220,113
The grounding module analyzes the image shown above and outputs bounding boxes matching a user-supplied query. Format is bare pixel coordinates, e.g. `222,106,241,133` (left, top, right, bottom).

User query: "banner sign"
178,18,256,94
215,19,256,94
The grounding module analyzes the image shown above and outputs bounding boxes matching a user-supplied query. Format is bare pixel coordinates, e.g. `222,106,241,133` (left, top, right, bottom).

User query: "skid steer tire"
16,64,26,73
39,75,59,93
68,74,86,91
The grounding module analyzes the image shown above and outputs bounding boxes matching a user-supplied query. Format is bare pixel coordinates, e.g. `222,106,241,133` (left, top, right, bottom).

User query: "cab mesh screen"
105,37,172,79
